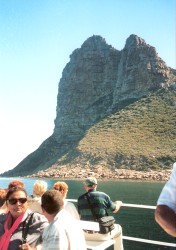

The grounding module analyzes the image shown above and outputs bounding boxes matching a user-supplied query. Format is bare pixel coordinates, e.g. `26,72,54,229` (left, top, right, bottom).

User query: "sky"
0,0,175,174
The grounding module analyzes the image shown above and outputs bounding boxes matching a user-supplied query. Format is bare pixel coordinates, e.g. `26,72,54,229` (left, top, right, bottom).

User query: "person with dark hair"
40,189,86,250
0,186,48,250
8,180,25,189
78,177,123,250
155,162,176,237
53,181,79,219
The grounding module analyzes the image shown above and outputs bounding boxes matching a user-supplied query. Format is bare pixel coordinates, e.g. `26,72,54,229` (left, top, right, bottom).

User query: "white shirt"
157,162,176,212
64,200,80,220
42,209,86,250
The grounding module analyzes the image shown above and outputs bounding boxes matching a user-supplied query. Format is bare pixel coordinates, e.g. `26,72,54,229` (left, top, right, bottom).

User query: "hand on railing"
113,200,123,213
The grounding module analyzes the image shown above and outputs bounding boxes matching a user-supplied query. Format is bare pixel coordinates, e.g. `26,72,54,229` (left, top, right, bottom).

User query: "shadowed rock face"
2,34,176,177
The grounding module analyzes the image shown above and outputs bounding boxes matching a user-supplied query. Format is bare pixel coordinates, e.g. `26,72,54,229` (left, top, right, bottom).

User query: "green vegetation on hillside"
57,90,176,171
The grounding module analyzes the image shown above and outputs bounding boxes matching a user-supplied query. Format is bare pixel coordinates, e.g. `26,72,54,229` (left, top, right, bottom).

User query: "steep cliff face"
112,34,175,107
54,35,121,143
1,34,176,177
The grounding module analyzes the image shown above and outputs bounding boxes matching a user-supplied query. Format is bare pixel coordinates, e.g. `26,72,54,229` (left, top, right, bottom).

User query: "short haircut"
8,180,24,189
53,181,68,195
6,187,27,201
41,189,64,214
33,181,48,196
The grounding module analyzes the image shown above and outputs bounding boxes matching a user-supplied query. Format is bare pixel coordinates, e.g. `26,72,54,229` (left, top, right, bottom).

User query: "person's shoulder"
173,162,176,172
78,193,87,200
31,212,48,223
56,209,75,223
94,190,107,194
93,190,109,197
169,162,176,179
0,213,7,222
32,211,45,218
28,195,40,202
61,208,73,216
66,201,76,208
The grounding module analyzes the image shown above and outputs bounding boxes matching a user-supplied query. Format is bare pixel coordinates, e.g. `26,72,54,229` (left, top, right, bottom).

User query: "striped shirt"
78,190,116,221
41,209,86,250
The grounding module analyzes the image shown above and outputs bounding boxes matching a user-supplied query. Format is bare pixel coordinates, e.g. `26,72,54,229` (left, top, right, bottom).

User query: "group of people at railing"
0,161,175,250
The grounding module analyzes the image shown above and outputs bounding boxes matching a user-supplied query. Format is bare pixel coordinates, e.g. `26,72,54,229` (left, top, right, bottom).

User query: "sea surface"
0,177,175,250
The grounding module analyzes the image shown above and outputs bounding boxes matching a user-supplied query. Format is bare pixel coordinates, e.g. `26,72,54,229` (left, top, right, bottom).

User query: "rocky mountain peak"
81,35,113,50
125,34,147,49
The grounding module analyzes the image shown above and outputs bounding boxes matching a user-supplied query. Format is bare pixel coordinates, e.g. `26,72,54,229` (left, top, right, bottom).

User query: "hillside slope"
32,89,176,179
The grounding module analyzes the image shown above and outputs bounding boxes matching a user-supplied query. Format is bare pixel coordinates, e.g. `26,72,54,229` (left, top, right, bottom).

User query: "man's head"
83,177,97,190
41,189,64,215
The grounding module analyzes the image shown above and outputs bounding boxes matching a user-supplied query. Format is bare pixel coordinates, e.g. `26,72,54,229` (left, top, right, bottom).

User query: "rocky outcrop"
28,165,171,182
1,34,176,177
54,35,121,143
112,35,175,108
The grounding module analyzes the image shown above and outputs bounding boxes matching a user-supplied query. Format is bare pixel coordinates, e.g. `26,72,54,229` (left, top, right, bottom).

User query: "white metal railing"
67,199,156,210
122,236,176,247
121,203,156,209
67,199,176,248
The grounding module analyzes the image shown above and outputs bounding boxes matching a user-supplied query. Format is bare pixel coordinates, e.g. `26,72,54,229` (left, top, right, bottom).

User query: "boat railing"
67,199,176,248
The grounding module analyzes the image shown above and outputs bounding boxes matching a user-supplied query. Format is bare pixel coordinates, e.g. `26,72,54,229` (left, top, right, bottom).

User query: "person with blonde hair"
53,181,80,220
28,180,48,214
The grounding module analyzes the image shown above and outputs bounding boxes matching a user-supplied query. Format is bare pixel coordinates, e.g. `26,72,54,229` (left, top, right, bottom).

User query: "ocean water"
0,177,175,250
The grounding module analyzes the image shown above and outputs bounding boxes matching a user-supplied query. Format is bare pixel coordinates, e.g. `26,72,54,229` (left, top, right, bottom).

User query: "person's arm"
112,201,123,213
155,205,176,237
19,243,36,250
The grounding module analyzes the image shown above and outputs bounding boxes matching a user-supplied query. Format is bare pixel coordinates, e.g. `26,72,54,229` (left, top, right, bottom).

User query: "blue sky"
0,0,175,174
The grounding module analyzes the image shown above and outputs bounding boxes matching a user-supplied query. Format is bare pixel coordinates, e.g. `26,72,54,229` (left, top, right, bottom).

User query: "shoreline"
27,166,172,182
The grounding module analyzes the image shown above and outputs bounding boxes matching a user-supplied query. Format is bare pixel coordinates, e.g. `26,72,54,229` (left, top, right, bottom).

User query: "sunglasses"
7,198,27,205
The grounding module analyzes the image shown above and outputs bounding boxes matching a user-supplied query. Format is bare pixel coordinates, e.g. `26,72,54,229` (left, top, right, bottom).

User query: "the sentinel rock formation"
2,34,176,177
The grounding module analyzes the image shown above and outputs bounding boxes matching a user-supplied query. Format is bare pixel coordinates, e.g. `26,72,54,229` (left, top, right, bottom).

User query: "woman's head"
8,180,24,189
6,187,28,218
53,182,68,198
33,181,48,197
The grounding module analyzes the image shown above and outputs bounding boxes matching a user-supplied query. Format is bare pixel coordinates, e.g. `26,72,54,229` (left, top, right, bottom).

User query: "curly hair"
53,182,68,195
8,180,24,189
